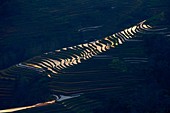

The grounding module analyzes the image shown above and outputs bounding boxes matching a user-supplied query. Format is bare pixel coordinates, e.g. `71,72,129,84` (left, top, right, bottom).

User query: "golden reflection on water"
0,100,56,113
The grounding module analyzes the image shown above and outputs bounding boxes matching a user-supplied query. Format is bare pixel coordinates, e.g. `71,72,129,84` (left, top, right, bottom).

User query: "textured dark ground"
0,0,170,113
0,0,169,70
